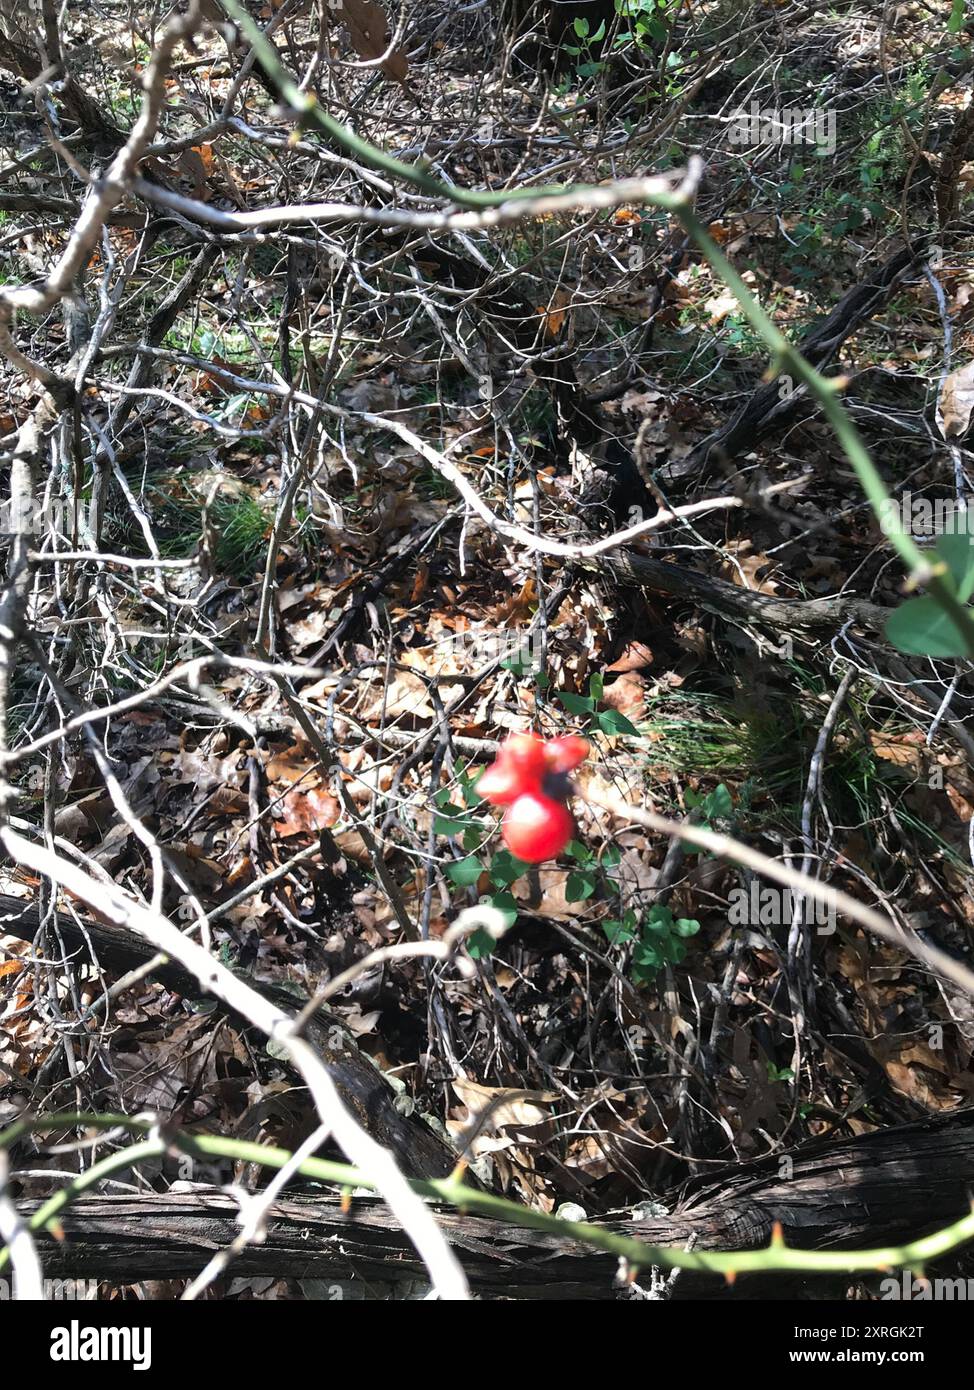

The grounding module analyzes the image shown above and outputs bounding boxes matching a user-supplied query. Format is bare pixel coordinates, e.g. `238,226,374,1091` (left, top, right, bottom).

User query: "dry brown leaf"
941,359,974,437
177,148,210,202
450,1079,557,1133
601,670,646,718
704,290,738,324
946,780,974,823
192,142,215,173
330,0,408,84
605,641,654,673
883,1060,960,1109
869,728,925,773
277,787,340,837
536,288,570,339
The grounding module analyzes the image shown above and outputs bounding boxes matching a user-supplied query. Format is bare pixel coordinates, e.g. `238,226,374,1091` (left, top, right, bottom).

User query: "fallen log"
13,1106,974,1299
586,550,890,635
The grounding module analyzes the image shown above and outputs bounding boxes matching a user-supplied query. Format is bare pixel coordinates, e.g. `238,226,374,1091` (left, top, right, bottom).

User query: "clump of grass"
105,469,273,576
210,493,269,570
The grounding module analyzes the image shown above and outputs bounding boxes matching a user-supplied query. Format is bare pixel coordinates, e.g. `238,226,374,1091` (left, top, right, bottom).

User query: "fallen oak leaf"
942,359,974,437
327,0,409,85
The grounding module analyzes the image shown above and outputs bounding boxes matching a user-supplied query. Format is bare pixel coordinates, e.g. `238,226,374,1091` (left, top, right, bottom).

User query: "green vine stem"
3,1112,973,1283
678,211,974,659
215,0,973,656
217,0,575,209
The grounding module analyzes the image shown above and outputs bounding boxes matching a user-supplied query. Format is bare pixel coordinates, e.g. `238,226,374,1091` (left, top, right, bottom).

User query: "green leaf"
573,16,590,36
462,780,484,808
557,690,596,715
589,672,604,700
590,19,606,40
631,962,659,985
466,929,495,960
949,0,965,33
673,917,701,938
566,839,593,863
462,827,484,853
936,529,974,603
501,649,537,677
602,918,635,945
566,869,598,901
633,940,663,969
886,596,974,658
488,849,528,887
706,784,734,820
447,856,483,887
596,708,639,737
645,904,674,934
602,843,622,868
482,891,518,928
433,813,472,836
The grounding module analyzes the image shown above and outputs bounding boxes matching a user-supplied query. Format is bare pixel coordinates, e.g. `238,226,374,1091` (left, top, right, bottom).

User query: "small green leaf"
886,596,974,658
673,917,701,938
482,891,518,927
573,16,590,36
488,849,528,887
557,690,596,715
462,780,484,808
602,918,634,945
597,708,639,737
462,827,484,853
466,929,495,960
566,839,593,863
644,904,674,934
589,672,604,700
936,529,974,603
633,940,663,969
434,813,472,836
447,856,483,886
566,869,597,902
501,648,537,677
602,843,622,868
706,784,734,820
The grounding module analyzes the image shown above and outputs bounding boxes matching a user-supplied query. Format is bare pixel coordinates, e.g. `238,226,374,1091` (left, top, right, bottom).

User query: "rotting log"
13,1107,974,1299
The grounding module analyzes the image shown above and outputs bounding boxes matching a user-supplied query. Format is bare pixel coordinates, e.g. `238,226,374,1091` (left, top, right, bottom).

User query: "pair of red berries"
476,732,590,863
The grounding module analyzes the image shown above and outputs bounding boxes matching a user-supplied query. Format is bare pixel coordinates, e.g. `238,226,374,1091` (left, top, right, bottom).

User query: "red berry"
477,733,547,805
475,759,523,805
501,792,574,863
478,732,589,807
544,735,590,774
502,733,549,779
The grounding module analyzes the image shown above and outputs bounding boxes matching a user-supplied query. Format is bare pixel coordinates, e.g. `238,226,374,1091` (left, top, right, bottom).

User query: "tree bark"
14,1106,974,1298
